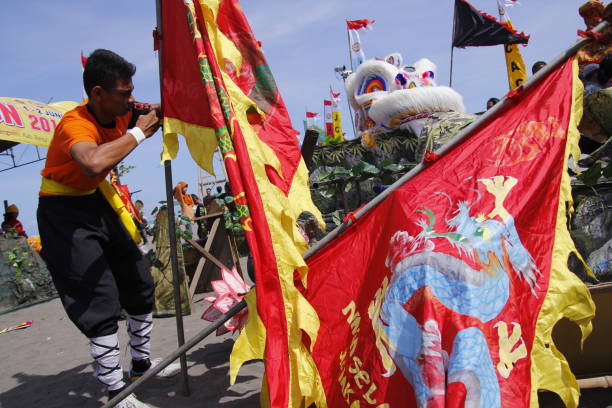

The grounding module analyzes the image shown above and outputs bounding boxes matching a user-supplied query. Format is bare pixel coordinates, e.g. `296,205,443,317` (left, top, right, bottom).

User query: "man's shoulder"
59,104,95,126
55,105,98,138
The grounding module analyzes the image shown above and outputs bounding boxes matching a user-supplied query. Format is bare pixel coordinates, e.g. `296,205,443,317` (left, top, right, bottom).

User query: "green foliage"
578,162,603,187
6,246,33,280
223,210,243,233
350,162,379,177
115,162,135,178
380,158,404,172
331,210,343,226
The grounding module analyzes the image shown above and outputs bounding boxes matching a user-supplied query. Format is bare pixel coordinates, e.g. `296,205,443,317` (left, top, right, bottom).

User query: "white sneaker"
115,393,150,408
129,357,182,381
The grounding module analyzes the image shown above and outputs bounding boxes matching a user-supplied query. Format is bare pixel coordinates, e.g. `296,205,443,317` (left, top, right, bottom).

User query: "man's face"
206,189,211,195
100,77,135,117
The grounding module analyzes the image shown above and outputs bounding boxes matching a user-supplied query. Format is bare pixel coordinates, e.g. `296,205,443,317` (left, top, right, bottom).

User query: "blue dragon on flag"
371,175,540,407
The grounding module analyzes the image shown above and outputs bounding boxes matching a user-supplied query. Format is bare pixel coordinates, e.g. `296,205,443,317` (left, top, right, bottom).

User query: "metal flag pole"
346,24,355,73
449,2,456,87
102,300,245,408
449,46,455,88
155,0,190,397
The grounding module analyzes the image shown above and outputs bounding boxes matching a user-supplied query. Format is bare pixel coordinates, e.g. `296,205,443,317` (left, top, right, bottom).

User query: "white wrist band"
128,127,146,145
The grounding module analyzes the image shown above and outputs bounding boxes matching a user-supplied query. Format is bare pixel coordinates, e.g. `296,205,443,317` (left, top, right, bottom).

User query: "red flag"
160,1,325,407
330,86,341,101
80,51,87,68
303,59,594,407
306,112,319,118
346,19,375,30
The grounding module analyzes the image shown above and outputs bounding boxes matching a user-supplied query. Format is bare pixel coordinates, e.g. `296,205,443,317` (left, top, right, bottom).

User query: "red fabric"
80,52,87,69
577,29,602,42
424,150,440,163
306,112,318,118
506,85,524,99
342,204,365,224
346,19,375,30
2,219,26,237
303,59,577,407
330,86,341,100
114,183,141,222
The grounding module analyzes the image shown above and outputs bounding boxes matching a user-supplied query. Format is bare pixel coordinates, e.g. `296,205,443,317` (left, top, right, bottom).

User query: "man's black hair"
216,186,223,193
135,199,144,206
487,97,499,108
531,61,546,75
83,49,136,97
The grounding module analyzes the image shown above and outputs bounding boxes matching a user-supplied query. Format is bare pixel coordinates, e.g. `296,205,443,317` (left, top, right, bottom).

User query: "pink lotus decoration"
201,266,251,335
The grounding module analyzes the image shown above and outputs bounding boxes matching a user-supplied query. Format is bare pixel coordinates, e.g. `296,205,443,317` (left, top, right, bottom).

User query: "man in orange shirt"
37,49,175,408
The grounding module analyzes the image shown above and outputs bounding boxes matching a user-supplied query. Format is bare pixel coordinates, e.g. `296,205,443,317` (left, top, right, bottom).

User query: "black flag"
452,0,530,47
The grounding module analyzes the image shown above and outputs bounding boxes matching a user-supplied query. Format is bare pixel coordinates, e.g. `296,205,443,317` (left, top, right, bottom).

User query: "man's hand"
135,110,161,138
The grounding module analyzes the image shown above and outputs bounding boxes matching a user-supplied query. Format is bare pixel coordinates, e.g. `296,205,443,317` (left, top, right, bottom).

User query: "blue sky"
0,1,585,235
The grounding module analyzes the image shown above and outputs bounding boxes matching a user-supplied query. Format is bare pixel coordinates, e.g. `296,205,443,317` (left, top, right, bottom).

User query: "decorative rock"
571,195,611,257
588,238,612,282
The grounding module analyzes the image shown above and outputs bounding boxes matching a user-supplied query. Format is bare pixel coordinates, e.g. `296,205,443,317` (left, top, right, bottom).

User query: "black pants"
37,191,154,338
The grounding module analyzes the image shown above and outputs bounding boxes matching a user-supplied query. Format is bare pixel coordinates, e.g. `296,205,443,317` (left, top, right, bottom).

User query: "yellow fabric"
332,111,344,142
229,289,266,382
161,117,219,176
503,22,528,90
529,59,596,408
180,3,327,406
40,176,96,196
40,177,141,244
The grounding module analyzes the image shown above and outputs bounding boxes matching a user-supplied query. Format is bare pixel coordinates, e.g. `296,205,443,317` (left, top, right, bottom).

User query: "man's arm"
71,110,160,177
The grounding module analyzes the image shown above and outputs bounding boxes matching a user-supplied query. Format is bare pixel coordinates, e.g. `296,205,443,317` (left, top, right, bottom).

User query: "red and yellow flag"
303,58,594,408
160,1,325,406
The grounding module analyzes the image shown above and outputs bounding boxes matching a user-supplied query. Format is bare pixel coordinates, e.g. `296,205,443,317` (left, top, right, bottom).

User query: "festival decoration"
345,53,469,152
160,1,325,406
201,266,251,335
452,0,530,48
303,58,594,408
576,0,612,67
0,98,77,148
497,0,529,89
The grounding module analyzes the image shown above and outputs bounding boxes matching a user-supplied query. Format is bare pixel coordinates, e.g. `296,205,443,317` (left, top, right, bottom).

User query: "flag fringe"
529,59,596,408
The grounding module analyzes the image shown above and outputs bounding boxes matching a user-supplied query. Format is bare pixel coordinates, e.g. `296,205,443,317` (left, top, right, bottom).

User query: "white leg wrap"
127,313,153,360
89,333,125,391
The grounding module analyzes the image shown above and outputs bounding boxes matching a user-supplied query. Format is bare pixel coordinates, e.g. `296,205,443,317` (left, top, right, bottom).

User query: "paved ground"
0,296,262,408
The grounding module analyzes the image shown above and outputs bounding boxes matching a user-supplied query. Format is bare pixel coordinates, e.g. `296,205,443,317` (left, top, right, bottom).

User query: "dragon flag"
497,0,529,90
159,0,325,407
302,58,595,407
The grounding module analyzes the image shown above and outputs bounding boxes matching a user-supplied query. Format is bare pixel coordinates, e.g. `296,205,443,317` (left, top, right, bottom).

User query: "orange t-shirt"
40,104,132,194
